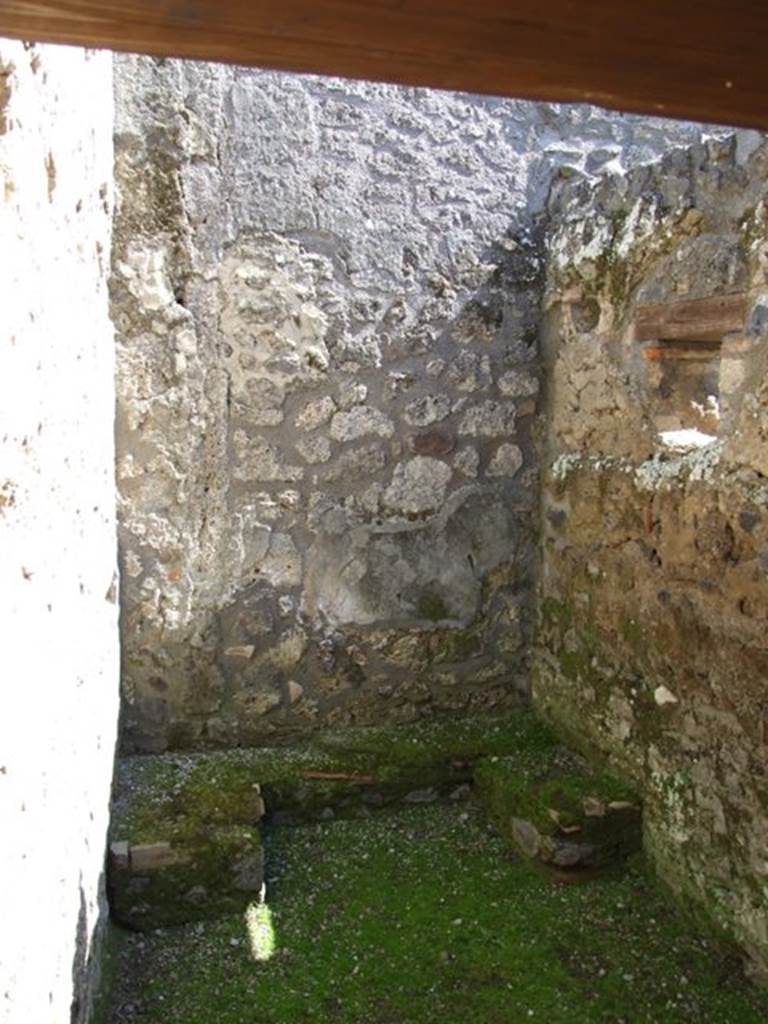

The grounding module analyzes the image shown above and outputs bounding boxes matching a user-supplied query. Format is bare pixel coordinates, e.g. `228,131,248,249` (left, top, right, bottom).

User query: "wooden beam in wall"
0,2,766,129
635,294,748,343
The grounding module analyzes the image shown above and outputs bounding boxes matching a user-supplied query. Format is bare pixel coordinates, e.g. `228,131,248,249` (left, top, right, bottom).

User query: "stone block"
109,841,130,870
108,750,271,928
109,826,263,930
474,754,642,875
130,841,188,871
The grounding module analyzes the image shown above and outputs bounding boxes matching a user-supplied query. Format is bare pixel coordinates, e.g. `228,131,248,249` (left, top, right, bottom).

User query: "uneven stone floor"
99,802,768,1024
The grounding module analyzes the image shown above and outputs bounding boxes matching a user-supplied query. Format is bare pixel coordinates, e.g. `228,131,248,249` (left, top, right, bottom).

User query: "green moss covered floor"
100,802,768,1024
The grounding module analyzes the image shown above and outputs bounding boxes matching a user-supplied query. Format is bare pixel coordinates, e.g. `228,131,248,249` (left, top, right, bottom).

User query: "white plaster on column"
0,38,118,1024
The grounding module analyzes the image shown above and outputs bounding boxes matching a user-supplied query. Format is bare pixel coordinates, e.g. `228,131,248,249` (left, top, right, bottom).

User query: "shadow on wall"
70,883,88,1024
117,225,544,753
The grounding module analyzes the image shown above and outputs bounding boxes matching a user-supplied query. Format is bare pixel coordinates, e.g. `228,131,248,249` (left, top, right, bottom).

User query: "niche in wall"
634,292,747,448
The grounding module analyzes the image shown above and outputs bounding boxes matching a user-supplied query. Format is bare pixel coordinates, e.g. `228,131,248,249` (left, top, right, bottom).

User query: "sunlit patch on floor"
245,901,276,962
102,804,768,1024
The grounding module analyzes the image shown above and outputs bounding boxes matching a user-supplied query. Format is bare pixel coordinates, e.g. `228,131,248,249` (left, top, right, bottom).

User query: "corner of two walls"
112,54,719,755
535,130,768,980
0,39,118,1024
0,32,763,1019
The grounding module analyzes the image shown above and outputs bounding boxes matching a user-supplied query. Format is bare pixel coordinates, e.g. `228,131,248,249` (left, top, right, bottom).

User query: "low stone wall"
107,711,640,931
536,131,768,979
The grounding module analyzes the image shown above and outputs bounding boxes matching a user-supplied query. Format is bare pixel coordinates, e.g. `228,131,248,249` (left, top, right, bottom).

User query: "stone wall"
536,131,768,979
0,40,118,1024
113,55,719,754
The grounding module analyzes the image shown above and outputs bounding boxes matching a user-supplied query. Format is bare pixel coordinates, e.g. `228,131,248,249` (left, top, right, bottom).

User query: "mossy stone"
474,754,641,873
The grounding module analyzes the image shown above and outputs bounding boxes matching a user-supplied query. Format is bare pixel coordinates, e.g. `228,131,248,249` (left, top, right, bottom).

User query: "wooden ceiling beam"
0,2,766,128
